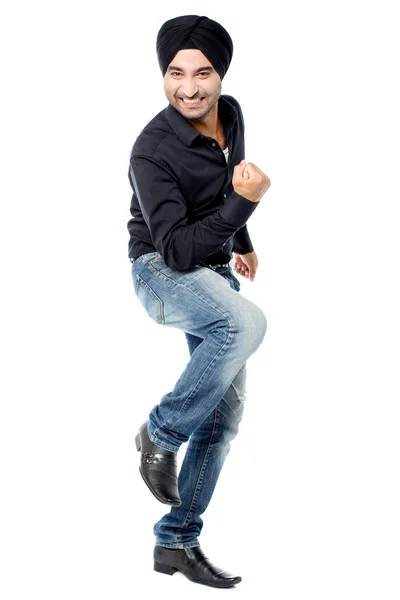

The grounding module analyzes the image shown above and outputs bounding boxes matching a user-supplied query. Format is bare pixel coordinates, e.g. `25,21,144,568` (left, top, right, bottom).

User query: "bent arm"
130,155,259,270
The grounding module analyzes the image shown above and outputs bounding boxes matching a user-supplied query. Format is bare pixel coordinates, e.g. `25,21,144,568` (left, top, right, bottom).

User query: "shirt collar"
165,95,238,148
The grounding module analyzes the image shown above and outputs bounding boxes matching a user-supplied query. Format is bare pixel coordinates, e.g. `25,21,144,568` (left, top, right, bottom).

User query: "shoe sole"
154,561,241,587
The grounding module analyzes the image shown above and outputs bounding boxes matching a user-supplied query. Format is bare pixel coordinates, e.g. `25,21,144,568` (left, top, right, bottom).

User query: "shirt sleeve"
232,225,254,255
130,155,259,271
225,97,254,255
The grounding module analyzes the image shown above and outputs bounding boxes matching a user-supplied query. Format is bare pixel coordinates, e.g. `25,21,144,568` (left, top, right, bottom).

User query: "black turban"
156,15,233,80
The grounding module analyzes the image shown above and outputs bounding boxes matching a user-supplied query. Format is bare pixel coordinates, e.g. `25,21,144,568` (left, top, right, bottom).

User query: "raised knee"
257,309,267,340
242,306,267,350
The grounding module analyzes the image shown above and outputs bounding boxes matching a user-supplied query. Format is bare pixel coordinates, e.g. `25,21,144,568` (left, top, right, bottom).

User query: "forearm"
130,157,259,270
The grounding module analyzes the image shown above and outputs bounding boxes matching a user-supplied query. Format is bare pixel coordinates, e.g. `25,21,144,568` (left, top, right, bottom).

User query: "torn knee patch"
232,383,247,402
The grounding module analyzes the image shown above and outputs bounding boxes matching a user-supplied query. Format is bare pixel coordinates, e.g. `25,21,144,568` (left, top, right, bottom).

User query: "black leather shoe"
153,545,242,588
135,421,181,507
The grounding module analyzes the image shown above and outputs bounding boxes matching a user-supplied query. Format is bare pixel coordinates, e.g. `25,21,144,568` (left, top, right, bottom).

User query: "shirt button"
212,142,216,147
223,194,227,198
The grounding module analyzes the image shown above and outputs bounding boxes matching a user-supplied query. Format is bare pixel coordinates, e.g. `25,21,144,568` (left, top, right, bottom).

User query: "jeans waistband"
206,263,230,270
130,255,230,270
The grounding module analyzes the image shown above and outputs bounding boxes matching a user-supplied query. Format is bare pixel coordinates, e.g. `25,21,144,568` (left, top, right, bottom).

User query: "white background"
1,1,399,598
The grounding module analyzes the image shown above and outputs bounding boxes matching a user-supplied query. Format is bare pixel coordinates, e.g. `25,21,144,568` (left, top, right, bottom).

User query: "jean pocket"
228,271,241,292
134,274,165,324
130,255,144,268
131,251,161,267
143,251,160,262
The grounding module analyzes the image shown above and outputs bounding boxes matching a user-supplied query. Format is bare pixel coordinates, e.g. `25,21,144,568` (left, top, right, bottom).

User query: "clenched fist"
232,160,271,203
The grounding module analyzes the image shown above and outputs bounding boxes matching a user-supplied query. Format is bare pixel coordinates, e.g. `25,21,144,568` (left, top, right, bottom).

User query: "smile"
180,97,205,105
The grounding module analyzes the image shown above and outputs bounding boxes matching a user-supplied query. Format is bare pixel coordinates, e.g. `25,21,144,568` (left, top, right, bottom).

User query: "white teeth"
182,98,203,103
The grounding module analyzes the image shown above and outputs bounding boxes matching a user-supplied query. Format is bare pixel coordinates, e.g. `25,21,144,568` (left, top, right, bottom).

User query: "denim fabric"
131,251,267,548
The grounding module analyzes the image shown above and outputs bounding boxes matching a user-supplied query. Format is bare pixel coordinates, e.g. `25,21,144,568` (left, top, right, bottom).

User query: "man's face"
164,49,222,121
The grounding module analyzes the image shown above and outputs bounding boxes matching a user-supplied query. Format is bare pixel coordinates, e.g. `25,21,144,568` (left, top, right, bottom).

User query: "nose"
180,77,199,98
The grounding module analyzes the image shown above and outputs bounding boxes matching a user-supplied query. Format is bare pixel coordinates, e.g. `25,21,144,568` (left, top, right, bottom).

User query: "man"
127,15,271,588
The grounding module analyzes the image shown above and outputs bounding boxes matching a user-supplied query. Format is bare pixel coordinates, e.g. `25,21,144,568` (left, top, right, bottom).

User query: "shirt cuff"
218,192,259,228
232,226,254,254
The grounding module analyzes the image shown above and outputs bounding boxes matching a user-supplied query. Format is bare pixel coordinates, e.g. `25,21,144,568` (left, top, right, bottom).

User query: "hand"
232,160,271,203
233,251,259,282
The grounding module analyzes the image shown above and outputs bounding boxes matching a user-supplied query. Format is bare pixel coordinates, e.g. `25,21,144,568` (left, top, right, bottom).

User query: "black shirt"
127,94,259,271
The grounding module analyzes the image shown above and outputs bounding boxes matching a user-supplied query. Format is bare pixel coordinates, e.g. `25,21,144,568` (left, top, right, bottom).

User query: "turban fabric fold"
156,15,233,80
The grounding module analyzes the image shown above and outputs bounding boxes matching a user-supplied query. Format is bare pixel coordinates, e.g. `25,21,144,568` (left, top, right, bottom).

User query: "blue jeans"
131,251,267,548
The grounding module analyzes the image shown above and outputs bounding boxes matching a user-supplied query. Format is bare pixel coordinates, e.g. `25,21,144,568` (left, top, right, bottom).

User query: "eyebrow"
167,66,214,73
